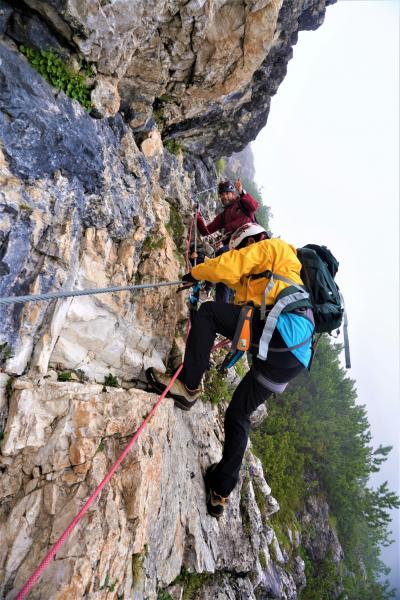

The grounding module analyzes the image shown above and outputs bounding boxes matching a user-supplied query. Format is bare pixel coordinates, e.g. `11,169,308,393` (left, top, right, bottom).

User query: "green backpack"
296,244,350,367
297,244,342,333
256,244,350,369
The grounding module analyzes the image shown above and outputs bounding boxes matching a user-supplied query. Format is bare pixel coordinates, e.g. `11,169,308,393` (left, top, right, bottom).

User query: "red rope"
16,332,231,598
16,365,183,600
185,212,196,271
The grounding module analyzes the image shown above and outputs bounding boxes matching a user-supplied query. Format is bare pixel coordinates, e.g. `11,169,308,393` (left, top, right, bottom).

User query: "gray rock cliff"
0,1,341,598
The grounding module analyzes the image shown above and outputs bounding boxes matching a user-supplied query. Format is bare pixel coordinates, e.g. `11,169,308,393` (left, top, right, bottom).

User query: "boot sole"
204,464,224,519
173,397,197,411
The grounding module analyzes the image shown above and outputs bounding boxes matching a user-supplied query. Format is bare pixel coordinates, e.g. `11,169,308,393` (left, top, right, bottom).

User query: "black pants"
179,302,305,497
214,245,233,303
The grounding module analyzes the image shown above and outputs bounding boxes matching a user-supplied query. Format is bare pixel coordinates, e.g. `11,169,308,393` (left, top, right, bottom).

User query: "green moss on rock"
19,46,92,110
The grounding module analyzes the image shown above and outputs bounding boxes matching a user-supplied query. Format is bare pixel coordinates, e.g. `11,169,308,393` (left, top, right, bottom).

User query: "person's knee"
197,301,215,317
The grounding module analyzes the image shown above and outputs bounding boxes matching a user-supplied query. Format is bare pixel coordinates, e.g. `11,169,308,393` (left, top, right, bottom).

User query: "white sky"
252,0,399,592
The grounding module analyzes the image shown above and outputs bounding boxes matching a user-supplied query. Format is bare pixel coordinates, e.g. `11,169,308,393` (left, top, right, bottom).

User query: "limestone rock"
91,76,121,118
2,0,335,156
300,494,344,565
0,372,10,432
0,40,194,385
0,381,281,599
141,129,164,158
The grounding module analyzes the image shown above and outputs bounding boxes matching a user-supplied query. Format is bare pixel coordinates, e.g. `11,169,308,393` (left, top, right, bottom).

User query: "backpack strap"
251,366,288,393
253,270,308,320
339,291,351,369
266,333,314,352
258,289,312,360
252,271,311,361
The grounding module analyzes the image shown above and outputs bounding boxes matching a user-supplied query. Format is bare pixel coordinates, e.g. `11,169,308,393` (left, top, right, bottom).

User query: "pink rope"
212,338,230,351
16,365,183,600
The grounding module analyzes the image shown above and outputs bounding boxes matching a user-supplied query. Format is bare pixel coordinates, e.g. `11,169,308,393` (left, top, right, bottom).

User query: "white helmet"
228,223,267,250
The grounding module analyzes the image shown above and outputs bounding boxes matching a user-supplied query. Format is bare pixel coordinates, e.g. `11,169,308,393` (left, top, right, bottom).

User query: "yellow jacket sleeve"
191,242,273,288
190,239,303,307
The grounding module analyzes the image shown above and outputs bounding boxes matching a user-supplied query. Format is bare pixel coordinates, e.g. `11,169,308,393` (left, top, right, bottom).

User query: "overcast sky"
252,0,399,593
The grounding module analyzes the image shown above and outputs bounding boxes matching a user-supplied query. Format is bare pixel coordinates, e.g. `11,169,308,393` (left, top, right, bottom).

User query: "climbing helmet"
228,223,267,250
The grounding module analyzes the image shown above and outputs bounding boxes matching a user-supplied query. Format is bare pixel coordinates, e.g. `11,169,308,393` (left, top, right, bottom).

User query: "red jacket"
197,192,259,238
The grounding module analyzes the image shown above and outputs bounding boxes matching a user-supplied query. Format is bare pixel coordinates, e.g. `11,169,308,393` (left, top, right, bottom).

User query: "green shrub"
58,371,72,382
164,139,184,155
0,343,13,365
104,373,118,387
100,573,117,592
19,203,33,212
215,157,226,175
157,592,173,600
142,235,165,253
154,107,165,130
300,550,340,600
240,473,253,536
202,367,232,406
271,516,293,554
132,553,144,587
253,481,267,516
259,549,267,570
19,46,92,110
172,569,212,600
96,439,105,454
5,376,14,401
234,356,247,379
166,204,185,252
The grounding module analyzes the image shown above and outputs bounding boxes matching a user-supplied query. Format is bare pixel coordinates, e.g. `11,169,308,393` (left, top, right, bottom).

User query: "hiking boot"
145,368,200,411
204,463,228,519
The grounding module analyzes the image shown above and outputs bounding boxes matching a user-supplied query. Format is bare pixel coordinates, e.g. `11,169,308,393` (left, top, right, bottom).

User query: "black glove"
182,272,197,284
189,251,206,267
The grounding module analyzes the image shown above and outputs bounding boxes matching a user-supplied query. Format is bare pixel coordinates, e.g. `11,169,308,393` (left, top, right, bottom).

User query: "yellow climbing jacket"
191,238,304,307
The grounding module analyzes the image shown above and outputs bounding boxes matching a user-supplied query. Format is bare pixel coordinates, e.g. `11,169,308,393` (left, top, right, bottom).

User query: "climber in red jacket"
197,179,259,240
196,179,260,302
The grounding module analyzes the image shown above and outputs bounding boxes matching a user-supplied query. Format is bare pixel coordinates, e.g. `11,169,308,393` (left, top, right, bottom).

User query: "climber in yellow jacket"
191,233,304,307
146,224,315,519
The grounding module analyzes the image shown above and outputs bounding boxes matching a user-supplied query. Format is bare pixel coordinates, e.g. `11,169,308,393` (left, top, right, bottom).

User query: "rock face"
0,0,341,598
2,0,335,156
0,39,194,383
1,379,300,600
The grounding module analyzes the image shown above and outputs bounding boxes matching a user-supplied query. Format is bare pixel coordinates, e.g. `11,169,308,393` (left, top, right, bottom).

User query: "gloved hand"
189,250,206,266
182,272,197,284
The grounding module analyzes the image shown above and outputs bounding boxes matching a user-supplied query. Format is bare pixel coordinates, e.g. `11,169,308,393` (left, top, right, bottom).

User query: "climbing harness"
217,303,314,374
218,305,254,372
243,269,313,360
